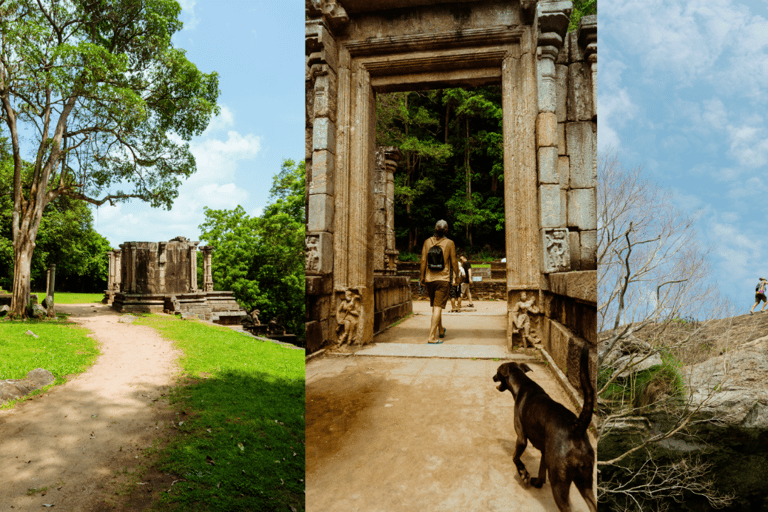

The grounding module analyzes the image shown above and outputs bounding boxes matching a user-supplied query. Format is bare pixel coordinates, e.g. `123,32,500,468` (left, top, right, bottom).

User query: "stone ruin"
104,236,245,325
305,0,597,391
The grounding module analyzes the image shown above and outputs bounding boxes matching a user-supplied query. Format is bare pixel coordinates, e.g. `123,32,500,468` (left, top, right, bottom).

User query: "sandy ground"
0,303,181,511
306,300,595,512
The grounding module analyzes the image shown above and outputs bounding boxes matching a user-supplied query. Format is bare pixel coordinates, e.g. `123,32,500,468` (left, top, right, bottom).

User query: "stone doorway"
305,0,596,389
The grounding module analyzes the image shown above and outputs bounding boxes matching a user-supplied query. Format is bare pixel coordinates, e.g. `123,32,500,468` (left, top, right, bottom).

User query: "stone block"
311,295,331,321
567,188,596,230
549,320,572,376
540,185,562,228
548,271,597,304
568,231,581,271
556,64,568,123
310,150,334,195
580,229,597,270
567,62,593,122
536,112,558,147
558,156,569,189
566,122,596,189
312,117,336,152
537,57,556,113
569,31,584,63
542,228,570,273
313,68,338,121
556,29,570,65
305,321,323,354
307,193,334,232
557,122,566,155
306,275,333,296
538,146,559,184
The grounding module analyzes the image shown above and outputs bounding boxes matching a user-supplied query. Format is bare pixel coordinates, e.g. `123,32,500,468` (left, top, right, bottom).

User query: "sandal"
440,328,447,338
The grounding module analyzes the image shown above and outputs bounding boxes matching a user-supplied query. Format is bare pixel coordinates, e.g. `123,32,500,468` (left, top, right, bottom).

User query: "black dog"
493,347,597,512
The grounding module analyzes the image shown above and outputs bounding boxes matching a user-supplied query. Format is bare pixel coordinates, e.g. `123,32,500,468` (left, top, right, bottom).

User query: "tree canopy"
0,0,219,315
199,160,305,338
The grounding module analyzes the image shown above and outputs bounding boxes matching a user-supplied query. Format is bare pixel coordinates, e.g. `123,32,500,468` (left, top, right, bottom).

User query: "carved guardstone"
542,228,570,273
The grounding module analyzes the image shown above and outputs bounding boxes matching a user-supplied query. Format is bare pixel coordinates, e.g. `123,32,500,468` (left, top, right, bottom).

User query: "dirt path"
0,303,181,511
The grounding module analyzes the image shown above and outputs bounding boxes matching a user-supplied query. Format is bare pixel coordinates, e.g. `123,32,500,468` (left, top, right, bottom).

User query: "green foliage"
135,314,304,512
570,0,597,32
598,351,685,408
199,160,305,337
377,87,505,253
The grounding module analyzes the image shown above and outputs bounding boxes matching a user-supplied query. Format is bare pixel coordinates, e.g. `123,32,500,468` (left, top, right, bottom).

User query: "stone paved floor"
306,300,595,512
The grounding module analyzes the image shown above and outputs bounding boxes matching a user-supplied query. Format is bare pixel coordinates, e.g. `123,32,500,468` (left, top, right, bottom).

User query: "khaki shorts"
426,281,450,309
461,283,469,295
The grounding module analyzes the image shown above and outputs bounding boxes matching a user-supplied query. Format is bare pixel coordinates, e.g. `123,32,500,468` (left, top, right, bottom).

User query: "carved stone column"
383,146,401,275
373,148,387,274
201,246,213,292
106,250,115,292
578,15,597,121
113,249,122,292
537,1,572,273
189,241,200,292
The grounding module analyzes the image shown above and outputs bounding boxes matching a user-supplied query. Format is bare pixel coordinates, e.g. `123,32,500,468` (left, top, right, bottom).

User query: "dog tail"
574,345,594,436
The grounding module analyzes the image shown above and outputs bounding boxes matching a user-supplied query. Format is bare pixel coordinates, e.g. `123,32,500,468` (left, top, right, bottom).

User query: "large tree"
0,0,219,316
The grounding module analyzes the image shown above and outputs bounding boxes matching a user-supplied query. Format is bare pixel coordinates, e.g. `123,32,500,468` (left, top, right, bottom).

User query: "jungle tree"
0,0,219,317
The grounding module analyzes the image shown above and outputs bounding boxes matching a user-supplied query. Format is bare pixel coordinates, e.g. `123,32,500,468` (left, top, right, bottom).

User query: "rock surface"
0,368,55,404
686,333,768,427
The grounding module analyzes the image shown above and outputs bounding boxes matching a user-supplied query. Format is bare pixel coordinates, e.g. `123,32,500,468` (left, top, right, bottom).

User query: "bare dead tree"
597,150,737,510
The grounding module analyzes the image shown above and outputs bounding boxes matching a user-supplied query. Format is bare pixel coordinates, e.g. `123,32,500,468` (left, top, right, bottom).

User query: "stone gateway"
305,0,596,390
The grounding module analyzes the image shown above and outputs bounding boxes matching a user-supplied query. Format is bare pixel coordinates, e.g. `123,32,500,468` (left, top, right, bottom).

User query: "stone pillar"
106,251,115,291
113,249,122,292
189,241,200,292
578,15,597,121
502,40,539,290
537,1,572,273
201,246,214,292
373,148,387,274
383,146,401,275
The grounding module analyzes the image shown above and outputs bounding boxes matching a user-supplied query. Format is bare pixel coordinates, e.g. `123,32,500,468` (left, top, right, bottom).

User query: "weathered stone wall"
373,276,412,334
532,14,597,392
119,237,199,295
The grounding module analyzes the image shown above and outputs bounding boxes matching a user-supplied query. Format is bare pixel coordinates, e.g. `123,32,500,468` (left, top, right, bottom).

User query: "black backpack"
427,241,445,271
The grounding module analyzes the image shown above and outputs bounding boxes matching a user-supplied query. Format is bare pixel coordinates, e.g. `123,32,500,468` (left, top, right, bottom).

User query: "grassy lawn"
32,291,104,304
134,314,305,512
0,318,100,407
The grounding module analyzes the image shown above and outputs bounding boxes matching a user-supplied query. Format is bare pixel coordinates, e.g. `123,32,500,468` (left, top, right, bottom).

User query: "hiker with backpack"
420,220,459,344
750,277,768,315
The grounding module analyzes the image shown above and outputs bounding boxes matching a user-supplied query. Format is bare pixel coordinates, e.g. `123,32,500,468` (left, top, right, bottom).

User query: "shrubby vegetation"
199,160,305,337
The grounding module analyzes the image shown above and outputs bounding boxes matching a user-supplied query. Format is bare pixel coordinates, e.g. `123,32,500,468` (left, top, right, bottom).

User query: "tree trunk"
465,118,472,245
10,236,35,317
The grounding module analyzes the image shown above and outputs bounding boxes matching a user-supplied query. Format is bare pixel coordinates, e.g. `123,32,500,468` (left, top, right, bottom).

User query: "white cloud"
597,56,638,151
177,0,200,31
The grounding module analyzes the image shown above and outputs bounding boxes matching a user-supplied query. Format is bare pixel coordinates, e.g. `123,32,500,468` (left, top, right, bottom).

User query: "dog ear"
498,364,510,377
520,363,533,373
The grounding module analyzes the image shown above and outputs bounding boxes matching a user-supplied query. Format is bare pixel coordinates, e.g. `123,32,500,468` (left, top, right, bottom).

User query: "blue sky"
94,1,303,248
599,0,768,310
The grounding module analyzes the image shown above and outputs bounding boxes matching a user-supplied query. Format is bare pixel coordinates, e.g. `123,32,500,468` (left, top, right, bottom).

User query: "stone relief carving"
511,291,541,348
544,228,570,273
336,287,361,346
306,235,320,272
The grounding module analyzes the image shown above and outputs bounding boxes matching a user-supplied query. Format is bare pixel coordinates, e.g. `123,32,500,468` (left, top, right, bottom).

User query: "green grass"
0,318,100,407
32,292,104,304
598,351,685,408
134,314,305,512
